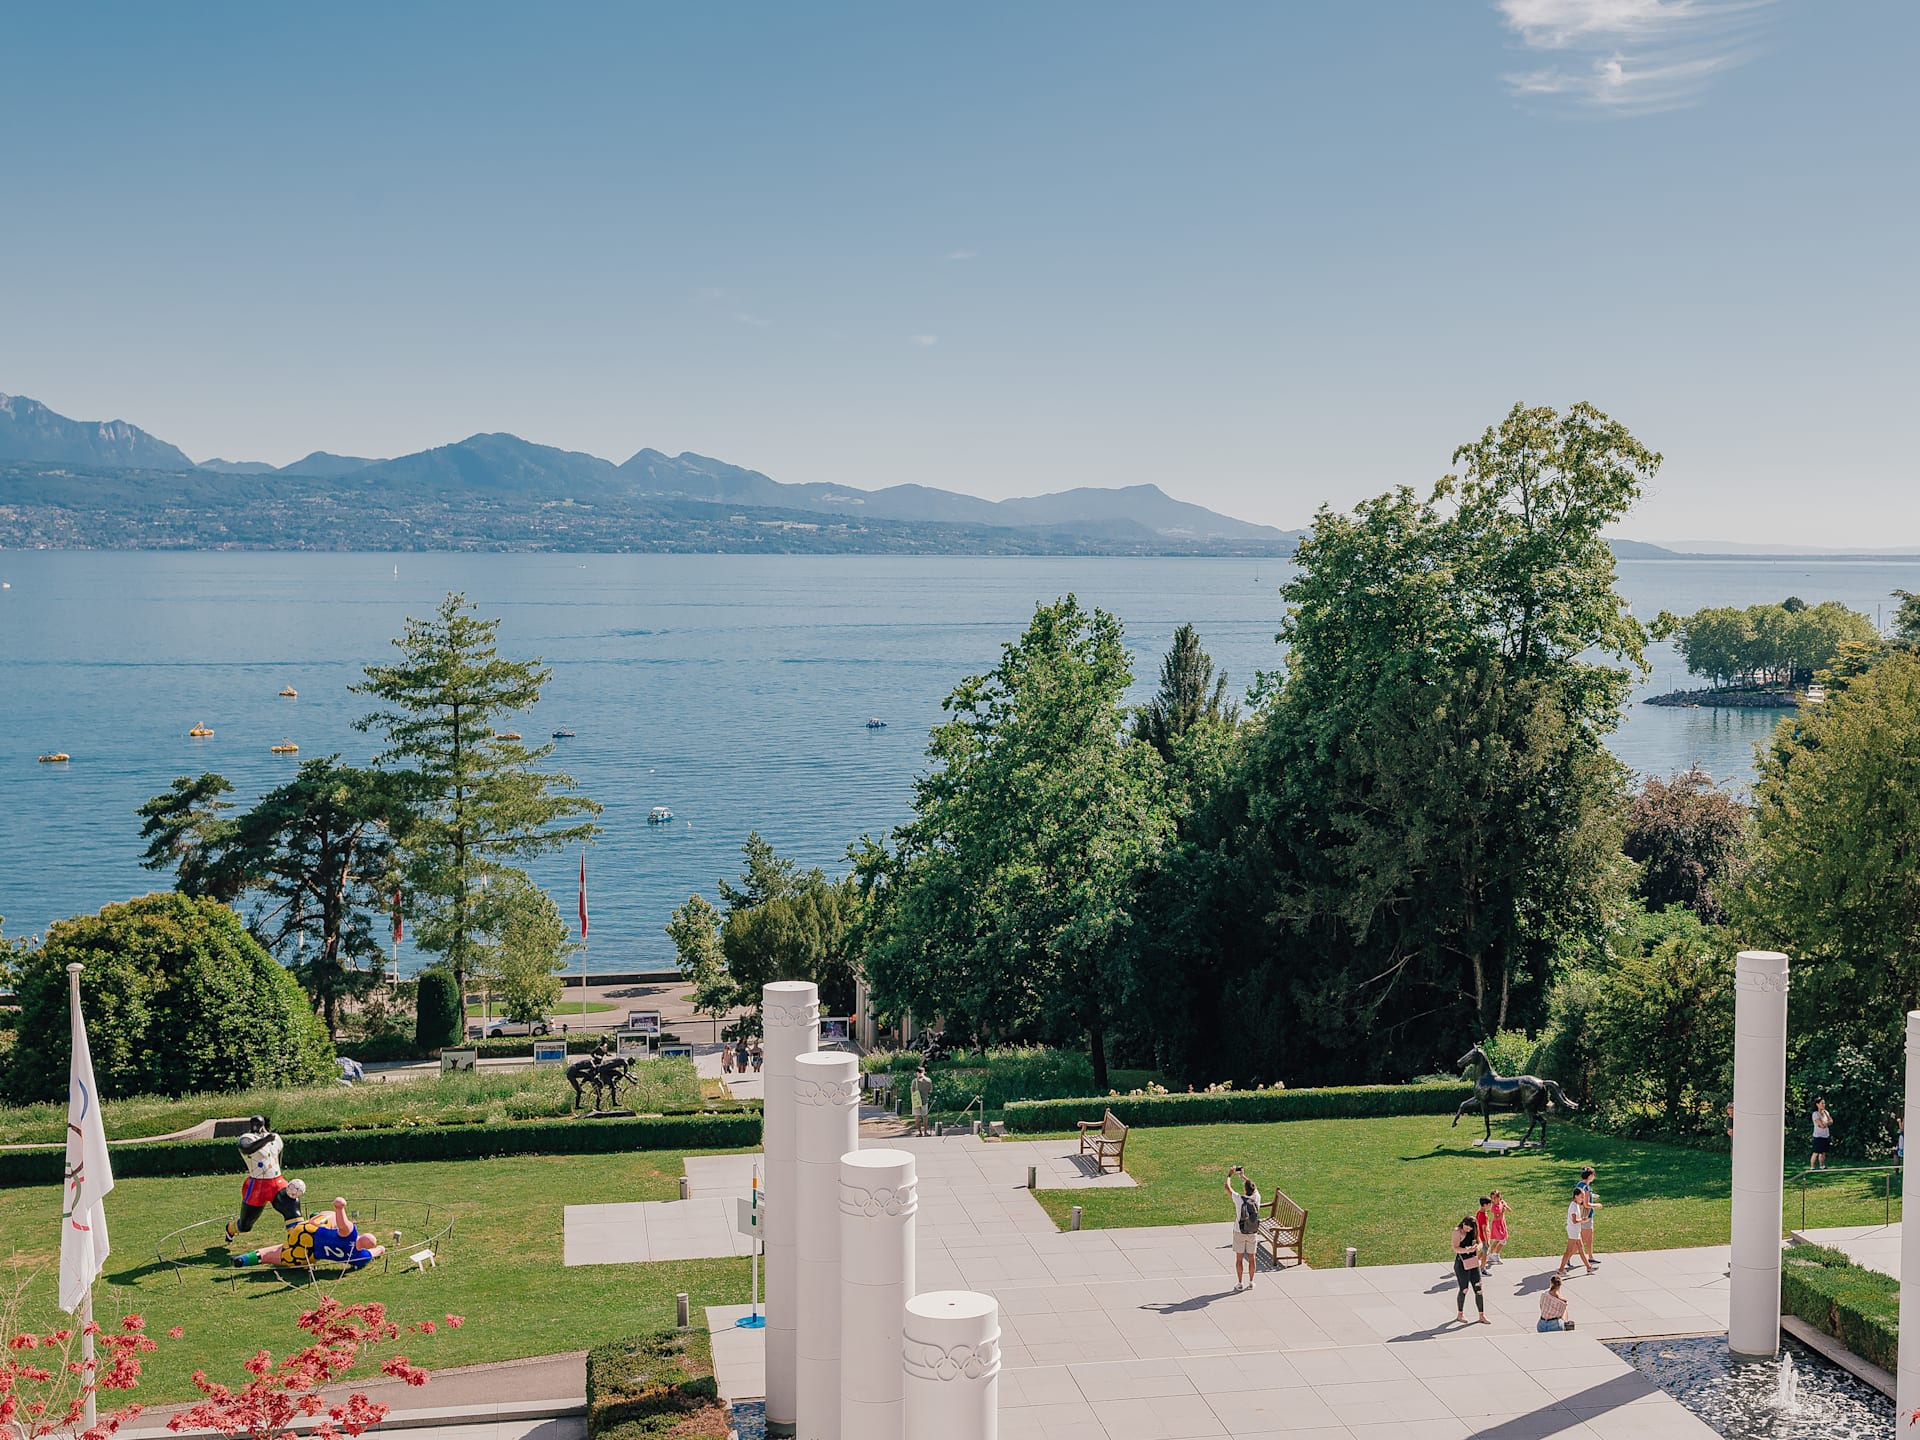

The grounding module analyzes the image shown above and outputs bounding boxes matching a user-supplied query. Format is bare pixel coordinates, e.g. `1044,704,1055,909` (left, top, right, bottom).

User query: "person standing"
1224,1166,1262,1291
911,1064,933,1136
1556,1184,1593,1278
1577,1166,1600,1268
1811,1098,1833,1170
1537,1275,1573,1332
1476,1196,1494,1270
1486,1190,1511,1267
1452,1217,1489,1324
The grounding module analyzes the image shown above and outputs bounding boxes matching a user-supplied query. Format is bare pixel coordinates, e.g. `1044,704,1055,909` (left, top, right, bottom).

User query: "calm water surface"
2,553,1915,968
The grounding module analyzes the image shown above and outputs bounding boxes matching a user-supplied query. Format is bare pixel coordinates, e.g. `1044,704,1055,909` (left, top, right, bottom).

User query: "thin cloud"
733,313,771,328
910,334,938,348
943,249,977,261
1495,0,1775,114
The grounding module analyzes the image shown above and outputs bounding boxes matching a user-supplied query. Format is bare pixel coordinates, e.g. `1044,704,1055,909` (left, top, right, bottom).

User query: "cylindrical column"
903,1291,1000,1440
795,1051,860,1440
763,980,819,1435
1729,950,1790,1357
1898,1012,1920,1431
841,1148,916,1440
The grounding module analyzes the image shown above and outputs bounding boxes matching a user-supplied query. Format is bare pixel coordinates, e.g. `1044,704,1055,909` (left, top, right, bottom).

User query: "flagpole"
578,850,589,1026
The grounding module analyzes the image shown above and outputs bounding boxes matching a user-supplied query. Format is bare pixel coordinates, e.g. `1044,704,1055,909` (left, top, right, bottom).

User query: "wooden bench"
1259,1190,1308,1269
1076,1109,1129,1174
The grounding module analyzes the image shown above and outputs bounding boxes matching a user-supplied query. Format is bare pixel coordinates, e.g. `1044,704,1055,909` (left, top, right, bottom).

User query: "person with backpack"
1224,1165,1262,1290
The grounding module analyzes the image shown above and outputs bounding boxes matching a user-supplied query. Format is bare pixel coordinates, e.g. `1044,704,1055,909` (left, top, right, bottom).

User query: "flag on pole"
392,885,404,945
578,851,589,940
60,964,113,1314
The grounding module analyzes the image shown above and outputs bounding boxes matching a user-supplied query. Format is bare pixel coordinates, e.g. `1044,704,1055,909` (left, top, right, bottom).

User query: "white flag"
60,965,114,1314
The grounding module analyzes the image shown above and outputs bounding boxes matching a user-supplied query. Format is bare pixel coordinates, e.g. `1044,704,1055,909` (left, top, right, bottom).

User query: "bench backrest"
1103,1110,1128,1141
1266,1190,1306,1228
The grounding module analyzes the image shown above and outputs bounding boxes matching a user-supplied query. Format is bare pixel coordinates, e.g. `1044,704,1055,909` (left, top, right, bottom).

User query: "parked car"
484,1019,551,1038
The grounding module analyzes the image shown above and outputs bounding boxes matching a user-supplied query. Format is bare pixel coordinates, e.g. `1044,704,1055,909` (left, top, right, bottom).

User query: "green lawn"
0,1063,707,1146
0,1151,750,1404
1029,1116,1903,1268
468,1000,618,1018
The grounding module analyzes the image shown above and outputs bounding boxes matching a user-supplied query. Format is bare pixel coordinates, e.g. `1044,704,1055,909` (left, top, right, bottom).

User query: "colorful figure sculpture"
232,1195,386,1271
225,1116,304,1241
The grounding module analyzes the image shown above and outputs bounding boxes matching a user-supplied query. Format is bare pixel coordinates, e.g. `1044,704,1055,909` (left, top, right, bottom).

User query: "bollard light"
1069,1205,1082,1232
676,1292,690,1329
679,1176,690,1201
1345,1246,1357,1268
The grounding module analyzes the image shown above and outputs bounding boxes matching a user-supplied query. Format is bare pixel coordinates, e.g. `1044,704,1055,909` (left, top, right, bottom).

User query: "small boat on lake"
188,723,215,738
279,686,298,698
865,718,887,728
38,752,69,763
494,730,523,741
271,740,300,754
648,806,674,825
551,728,576,738
1803,684,1827,704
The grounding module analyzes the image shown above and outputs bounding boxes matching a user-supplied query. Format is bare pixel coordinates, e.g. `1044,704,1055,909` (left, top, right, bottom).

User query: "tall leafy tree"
354,592,600,997
1892,589,1920,647
137,773,246,902
473,872,578,1024
665,893,733,1019
858,596,1171,1088
1622,767,1749,923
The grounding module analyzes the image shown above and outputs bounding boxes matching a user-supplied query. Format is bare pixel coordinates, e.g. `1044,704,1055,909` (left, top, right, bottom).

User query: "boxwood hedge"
1002,1081,1466,1131
0,1111,761,1188
586,1329,723,1439
1780,1242,1899,1373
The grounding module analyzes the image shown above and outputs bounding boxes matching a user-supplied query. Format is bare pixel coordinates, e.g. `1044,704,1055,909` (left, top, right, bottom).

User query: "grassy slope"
467,1001,618,1018
0,1063,706,1146
2,1151,750,1404
1029,1116,1903,1267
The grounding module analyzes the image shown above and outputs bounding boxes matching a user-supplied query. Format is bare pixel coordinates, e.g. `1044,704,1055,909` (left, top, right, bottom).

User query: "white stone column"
903,1291,1000,1440
794,1050,860,1440
1899,1011,1920,1431
841,1148,916,1440
763,980,819,1436
1729,949,1790,1358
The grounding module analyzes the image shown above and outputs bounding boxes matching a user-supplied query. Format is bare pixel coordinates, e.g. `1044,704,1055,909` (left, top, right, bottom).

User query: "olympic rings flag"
60,962,114,1314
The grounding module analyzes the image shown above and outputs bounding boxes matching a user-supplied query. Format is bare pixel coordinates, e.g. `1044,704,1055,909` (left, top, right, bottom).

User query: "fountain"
1610,1335,1888,1438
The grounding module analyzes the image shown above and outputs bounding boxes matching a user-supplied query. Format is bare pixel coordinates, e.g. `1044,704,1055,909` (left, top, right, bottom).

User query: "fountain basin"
1609,1334,1891,1438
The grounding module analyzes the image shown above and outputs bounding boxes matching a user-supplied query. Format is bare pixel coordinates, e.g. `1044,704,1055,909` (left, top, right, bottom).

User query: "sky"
1,2,1913,546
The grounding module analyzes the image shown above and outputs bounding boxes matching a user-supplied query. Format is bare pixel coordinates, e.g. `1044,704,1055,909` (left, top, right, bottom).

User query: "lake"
2,552,1915,969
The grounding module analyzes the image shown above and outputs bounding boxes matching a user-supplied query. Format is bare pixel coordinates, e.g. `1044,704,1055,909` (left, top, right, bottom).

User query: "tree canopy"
1622,768,1749,923
1651,600,1876,690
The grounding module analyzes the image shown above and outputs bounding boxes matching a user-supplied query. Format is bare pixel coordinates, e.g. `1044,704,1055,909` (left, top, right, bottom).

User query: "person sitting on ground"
1537,1275,1573,1331
1225,1166,1262,1291
233,1195,386,1271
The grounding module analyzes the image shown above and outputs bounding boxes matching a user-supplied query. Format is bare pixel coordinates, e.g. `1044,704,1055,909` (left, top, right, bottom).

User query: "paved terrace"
673,1134,1733,1439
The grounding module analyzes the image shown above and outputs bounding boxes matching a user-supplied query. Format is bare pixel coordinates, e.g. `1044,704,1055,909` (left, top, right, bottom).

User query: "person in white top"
1810,1098,1833,1170
1224,1166,1262,1291
1555,1184,1593,1278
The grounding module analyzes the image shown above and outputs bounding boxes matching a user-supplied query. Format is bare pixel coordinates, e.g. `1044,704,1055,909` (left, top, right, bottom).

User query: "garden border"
1002,1081,1466,1131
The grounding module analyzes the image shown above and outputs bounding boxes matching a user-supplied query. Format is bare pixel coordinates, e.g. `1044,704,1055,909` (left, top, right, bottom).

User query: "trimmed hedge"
0,1111,761,1189
1002,1081,1466,1132
1780,1242,1899,1373
586,1329,726,1440
335,1033,690,1063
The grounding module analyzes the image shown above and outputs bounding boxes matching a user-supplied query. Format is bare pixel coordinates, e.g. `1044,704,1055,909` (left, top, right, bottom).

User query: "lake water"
2,552,1916,969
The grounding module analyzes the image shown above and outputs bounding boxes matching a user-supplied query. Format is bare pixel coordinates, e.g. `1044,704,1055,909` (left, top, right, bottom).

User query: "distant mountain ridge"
0,393,1286,546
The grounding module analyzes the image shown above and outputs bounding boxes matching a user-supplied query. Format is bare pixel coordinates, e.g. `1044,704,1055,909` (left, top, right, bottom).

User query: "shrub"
3,894,334,1103
1002,1081,1464,1131
1779,1242,1898,1373
586,1329,725,1439
0,1110,762,1188
415,970,463,1051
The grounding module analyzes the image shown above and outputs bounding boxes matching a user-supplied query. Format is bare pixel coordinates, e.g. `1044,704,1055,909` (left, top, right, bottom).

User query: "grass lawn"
1029,1116,1903,1268
468,1000,619,1018
0,1151,750,1404
0,1063,707,1146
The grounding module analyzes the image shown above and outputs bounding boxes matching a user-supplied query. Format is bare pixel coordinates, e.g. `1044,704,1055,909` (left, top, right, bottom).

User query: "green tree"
1132,623,1236,761
665,893,733,1019
1733,649,1920,1042
1588,922,1734,1130
354,592,601,998
1892,589,1920,647
3,894,334,1102
137,772,247,902
473,873,577,1024
1622,767,1749,923
414,968,464,1050
1652,599,1874,689
858,596,1171,1088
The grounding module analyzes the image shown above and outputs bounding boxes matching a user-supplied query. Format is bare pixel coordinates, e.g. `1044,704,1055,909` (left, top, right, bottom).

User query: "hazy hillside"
0,393,194,471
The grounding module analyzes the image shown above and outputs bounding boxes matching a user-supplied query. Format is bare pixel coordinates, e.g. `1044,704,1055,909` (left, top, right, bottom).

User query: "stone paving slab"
561,1197,753,1265
705,1304,768,1403
1798,1221,1902,1280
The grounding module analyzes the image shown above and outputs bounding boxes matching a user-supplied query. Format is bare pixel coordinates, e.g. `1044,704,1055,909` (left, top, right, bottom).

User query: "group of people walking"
1448,1167,1599,1332
720,1037,763,1074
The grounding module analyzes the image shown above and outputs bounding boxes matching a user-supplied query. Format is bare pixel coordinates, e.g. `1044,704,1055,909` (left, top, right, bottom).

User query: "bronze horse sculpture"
1452,1046,1578,1146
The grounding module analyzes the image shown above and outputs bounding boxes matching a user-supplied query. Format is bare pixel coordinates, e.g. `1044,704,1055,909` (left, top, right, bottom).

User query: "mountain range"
0,392,1284,548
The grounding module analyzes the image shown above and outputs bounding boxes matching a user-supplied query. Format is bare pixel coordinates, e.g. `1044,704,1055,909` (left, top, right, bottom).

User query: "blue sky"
1,2,1912,545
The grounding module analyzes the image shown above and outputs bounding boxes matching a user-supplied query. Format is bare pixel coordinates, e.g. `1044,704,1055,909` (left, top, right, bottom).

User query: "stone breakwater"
1642,687,1802,708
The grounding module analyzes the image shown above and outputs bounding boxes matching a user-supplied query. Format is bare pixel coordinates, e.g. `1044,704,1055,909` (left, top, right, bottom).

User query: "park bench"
1076,1109,1129,1174
1259,1190,1308,1269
